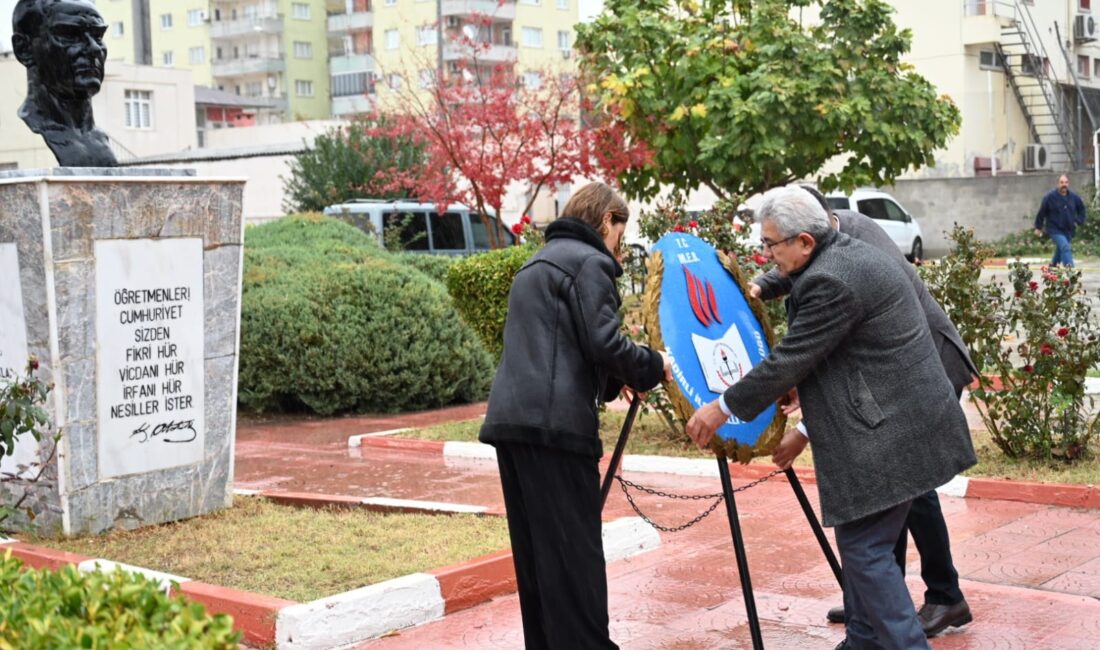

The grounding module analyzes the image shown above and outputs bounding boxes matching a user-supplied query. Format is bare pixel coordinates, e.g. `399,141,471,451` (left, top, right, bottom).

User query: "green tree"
281,116,429,213
576,0,961,200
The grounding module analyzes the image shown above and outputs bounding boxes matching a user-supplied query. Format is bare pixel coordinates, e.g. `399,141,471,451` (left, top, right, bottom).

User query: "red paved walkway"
235,406,1100,649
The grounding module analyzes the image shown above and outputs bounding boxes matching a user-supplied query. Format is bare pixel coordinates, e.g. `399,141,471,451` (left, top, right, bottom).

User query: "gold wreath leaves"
643,248,787,464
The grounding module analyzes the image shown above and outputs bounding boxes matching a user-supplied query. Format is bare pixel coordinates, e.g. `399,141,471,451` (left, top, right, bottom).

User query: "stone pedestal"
0,168,245,536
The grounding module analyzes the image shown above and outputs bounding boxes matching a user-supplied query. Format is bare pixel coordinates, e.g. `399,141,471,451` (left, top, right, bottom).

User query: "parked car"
825,189,924,261
322,200,515,255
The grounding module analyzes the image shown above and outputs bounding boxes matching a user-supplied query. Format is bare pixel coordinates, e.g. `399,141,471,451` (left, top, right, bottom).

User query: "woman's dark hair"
561,182,629,235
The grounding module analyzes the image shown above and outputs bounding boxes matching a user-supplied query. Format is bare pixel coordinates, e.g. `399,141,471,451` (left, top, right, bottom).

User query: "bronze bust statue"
12,0,117,167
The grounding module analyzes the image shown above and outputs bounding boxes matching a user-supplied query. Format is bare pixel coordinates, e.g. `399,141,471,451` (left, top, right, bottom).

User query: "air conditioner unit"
1024,143,1051,171
445,16,460,28
1075,13,1097,42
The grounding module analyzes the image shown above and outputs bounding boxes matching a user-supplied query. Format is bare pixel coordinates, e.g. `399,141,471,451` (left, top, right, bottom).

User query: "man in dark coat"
755,193,976,638
480,182,670,649
687,186,976,650
1034,174,1087,267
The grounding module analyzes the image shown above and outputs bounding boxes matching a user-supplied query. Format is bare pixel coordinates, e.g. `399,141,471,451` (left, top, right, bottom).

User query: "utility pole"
436,0,444,83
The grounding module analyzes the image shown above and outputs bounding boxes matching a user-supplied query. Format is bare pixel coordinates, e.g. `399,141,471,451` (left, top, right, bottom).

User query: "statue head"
12,0,108,101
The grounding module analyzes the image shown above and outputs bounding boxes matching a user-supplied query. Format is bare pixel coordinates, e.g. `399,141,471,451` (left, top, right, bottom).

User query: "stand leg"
717,456,765,650
785,468,844,589
600,394,641,509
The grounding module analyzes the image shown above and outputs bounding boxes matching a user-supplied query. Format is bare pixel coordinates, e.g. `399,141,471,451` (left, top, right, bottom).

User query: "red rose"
1057,327,1069,338
1028,281,1039,291
1023,364,1034,373
1040,343,1054,356
511,223,524,235
688,220,699,229
752,254,769,266
29,357,39,371
521,215,532,225
672,224,685,233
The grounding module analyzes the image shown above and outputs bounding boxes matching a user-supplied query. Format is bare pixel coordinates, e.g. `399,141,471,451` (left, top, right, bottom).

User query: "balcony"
211,16,284,39
333,94,375,117
443,42,517,64
441,0,516,20
212,56,286,78
961,0,1013,45
330,52,375,75
327,11,373,35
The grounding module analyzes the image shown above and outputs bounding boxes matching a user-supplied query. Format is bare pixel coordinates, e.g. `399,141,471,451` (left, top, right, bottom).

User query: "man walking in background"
1035,174,1087,267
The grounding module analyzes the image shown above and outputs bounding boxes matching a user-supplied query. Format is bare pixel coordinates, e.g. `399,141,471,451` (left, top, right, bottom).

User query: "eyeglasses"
760,234,800,251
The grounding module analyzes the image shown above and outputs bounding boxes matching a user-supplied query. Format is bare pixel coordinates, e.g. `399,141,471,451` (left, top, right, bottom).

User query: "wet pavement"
235,405,1100,650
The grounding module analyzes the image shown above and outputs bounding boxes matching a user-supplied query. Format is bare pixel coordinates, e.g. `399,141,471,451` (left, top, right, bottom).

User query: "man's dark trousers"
837,500,931,649
495,442,618,650
893,490,964,606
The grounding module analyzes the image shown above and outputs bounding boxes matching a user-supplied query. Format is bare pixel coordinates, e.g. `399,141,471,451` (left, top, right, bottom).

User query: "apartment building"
885,0,1100,177
328,0,581,116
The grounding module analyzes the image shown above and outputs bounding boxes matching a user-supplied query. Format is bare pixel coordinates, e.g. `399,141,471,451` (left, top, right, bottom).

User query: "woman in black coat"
480,182,670,650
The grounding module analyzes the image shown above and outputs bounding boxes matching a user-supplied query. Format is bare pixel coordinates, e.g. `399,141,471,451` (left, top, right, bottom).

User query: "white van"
322,199,515,255
825,189,925,261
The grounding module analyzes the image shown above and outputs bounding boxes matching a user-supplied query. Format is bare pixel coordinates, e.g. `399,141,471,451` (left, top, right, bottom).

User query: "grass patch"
405,410,1100,484
37,497,510,603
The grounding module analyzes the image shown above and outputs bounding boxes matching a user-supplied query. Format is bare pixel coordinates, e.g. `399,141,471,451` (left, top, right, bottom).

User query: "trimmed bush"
396,253,454,284
245,212,380,251
446,245,537,360
0,552,240,649
240,217,493,415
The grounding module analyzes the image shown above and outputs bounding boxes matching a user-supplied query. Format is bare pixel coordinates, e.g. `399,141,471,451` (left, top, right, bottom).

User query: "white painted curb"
347,428,412,447
361,496,487,514
443,440,497,461
78,559,190,592
233,488,260,496
0,537,15,545
936,475,971,498
603,516,662,563
620,454,719,477
276,572,445,650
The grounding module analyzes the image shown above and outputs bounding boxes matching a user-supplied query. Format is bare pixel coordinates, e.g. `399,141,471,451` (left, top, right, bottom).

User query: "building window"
189,46,205,64
523,71,542,89
245,81,263,97
388,73,402,90
162,50,174,66
111,22,124,37
419,69,435,88
521,27,543,48
1079,55,1092,78
978,49,1006,71
557,30,570,51
187,9,204,26
418,25,437,46
295,80,314,96
293,41,313,58
332,71,373,96
124,90,152,129
291,3,311,19
384,0,396,5
385,29,400,50
557,0,568,8
520,0,541,4
160,13,172,29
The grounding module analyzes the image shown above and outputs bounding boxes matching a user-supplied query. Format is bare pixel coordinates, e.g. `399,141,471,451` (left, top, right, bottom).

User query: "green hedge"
446,245,538,360
240,216,493,414
0,553,239,649
396,253,455,284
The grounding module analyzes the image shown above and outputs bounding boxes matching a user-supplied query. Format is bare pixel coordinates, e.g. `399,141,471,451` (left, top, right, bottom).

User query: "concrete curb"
2,500,660,649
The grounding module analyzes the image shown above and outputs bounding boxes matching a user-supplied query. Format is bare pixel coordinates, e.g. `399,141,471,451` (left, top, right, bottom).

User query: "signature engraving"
130,419,197,444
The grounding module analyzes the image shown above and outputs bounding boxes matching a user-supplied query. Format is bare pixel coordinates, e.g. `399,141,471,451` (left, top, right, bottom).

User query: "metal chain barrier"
614,468,785,533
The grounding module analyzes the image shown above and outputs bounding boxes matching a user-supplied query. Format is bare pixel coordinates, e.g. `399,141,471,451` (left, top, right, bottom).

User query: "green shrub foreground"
240,214,493,414
446,244,537,360
0,552,239,649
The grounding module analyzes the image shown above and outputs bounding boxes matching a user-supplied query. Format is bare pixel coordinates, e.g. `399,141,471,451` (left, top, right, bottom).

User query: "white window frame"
111,22,124,37
388,73,402,90
187,9,204,26
295,80,315,97
162,50,174,66
384,0,397,6
291,3,311,20
417,25,437,46
557,30,570,51
419,69,435,88
160,13,172,30
521,26,543,48
385,28,400,50
293,41,313,59
189,46,205,65
556,0,568,9
520,0,541,5
124,90,153,129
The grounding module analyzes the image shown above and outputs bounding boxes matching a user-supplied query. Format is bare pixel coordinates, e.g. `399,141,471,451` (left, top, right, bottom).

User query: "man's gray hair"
756,185,832,239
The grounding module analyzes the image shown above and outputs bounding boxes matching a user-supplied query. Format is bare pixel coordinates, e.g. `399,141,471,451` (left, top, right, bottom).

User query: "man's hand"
748,282,762,299
1034,228,1043,237
686,399,728,449
771,427,809,470
659,350,673,383
778,388,800,416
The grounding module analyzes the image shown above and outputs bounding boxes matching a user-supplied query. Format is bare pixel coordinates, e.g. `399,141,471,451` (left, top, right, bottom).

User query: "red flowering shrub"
921,225,1099,461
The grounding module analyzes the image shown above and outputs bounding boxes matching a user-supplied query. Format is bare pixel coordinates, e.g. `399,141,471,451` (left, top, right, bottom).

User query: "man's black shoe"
832,639,852,650
918,600,972,637
826,604,846,624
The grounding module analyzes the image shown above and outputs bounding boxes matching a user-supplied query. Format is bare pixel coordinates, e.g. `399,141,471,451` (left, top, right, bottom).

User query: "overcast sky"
579,0,603,23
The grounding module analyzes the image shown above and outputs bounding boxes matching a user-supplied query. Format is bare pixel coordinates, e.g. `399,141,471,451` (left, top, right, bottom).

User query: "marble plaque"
95,239,205,478
0,243,35,476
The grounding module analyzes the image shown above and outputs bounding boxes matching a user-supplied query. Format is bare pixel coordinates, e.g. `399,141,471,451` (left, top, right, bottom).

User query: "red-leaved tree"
371,18,652,248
